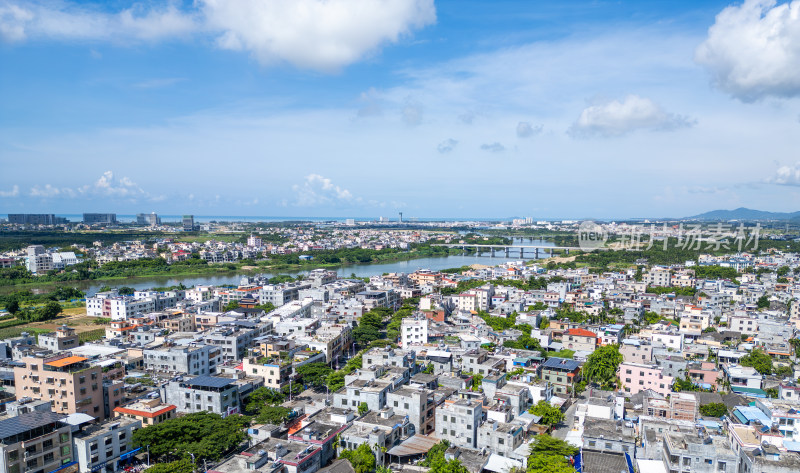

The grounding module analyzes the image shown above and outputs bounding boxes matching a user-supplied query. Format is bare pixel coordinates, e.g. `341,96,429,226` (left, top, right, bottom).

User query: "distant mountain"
688,207,800,221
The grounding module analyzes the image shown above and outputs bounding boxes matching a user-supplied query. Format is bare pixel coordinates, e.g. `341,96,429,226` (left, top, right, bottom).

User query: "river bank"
1,238,556,296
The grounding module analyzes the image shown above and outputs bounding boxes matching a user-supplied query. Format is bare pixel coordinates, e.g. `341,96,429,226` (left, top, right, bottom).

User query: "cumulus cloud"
1,0,435,72
568,95,694,138
291,174,355,207
516,122,542,138
437,138,458,153
480,142,505,153
0,1,197,43
767,162,800,186
28,171,163,201
0,185,20,197
201,0,436,71
696,0,800,102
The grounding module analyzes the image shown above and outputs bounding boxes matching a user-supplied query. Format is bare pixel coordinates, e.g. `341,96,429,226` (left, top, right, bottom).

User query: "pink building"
688,362,722,390
618,362,674,397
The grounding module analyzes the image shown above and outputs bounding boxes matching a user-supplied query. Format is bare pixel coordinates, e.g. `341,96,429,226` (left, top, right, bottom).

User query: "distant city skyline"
2,0,800,218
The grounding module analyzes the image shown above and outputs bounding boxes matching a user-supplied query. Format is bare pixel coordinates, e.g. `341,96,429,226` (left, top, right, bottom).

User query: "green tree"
358,402,369,416
740,348,773,375
353,323,381,346
757,295,770,309
539,317,549,330
118,286,135,296
339,443,376,473
145,458,195,473
582,344,622,388
528,401,564,426
255,406,291,425
245,387,284,413
527,435,577,473
296,363,333,388
223,300,240,311
699,403,727,418
132,411,247,463
4,299,19,315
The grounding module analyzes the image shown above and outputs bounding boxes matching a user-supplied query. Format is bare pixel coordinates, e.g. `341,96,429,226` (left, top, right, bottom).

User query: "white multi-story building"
401,317,428,347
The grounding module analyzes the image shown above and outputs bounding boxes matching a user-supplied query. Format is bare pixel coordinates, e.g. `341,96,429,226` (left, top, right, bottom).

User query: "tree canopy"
699,403,727,418
339,443,375,473
740,348,773,375
527,435,577,473
296,362,333,388
132,412,247,463
529,401,564,426
581,344,623,389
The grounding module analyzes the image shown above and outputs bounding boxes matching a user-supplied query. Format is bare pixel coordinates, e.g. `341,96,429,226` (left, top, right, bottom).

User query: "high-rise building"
136,212,160,226
182,215,195,232
8,214,68,225
14,353,107,419
83,213,117,225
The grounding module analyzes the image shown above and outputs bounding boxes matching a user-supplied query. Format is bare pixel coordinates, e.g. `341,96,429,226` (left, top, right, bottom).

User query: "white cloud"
201,0,436,71
768,162,800,186
0,185,20,197
437,138,458,153
29,184,66,197
696,0,800,102
291,174,355,207
516,122,542,138
1,0,435,72
480,142,505,153
0,1,197,43
28,171,163,202
568,95,694,138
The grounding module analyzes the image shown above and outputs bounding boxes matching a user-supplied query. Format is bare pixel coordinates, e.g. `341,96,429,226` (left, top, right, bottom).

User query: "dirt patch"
25,314,108,334
240,265,259,270
538,255,577,264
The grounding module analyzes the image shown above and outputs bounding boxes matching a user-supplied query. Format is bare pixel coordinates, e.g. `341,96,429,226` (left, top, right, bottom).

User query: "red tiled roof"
114,404,176,418
566,328,597,338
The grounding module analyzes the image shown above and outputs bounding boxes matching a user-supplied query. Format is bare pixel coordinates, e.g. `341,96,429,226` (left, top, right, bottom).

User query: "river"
15,238,556,296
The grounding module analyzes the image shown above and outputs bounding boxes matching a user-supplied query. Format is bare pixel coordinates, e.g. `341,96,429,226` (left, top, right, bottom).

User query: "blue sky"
2,0,800,219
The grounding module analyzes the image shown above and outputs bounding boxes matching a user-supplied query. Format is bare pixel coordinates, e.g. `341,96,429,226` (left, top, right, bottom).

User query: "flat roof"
45,356,87,367
187,375,235,389
386,434,440,456
0,411,63,442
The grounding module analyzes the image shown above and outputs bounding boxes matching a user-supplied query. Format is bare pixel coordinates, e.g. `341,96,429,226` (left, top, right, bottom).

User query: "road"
552,400,578,440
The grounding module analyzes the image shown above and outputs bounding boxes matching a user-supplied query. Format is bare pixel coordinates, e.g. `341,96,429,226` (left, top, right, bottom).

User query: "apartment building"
143,344,221,376
618,362,674,397
435,399,483,449
258,282,312,307
162,376,241,417
386,386,436,435
201,323,272,362
362,347,416,370
539,357,581,396
113,398,177,426
477,420,524,457
37,325,79,353
401,317,428,348
72,417,141,473
645,268,671,287
563,328,598,351
0,411,74,473
14,353,106,420
241,356,292,391
620,342,653,364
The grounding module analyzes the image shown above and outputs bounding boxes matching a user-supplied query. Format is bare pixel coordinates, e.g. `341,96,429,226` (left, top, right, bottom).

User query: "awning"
46,356,87,367
119,447,142,461
386,435,440,457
